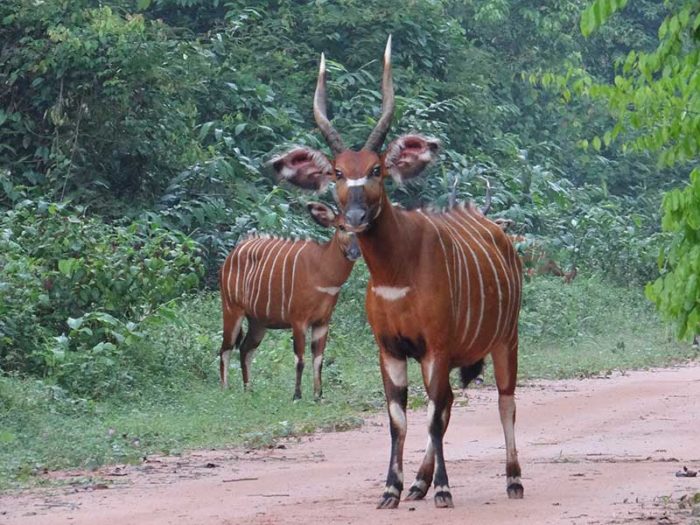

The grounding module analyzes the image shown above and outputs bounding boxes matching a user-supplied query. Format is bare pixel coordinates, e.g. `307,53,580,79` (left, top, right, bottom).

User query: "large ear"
383,134,440,184
269,147,333,192
306,201,338,228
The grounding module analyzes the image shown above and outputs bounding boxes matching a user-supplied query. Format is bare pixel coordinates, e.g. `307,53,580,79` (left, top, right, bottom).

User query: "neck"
318,233,355,286
356,194,416,285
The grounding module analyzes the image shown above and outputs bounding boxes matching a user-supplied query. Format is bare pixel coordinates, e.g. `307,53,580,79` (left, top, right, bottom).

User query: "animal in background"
219,202,360,400
494,219,577,283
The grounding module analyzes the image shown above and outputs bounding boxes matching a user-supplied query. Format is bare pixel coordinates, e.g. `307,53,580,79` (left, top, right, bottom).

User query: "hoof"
377,493,400,509
434,490,454,508
292,392,302,401
507,482,524,499
405,485,428,501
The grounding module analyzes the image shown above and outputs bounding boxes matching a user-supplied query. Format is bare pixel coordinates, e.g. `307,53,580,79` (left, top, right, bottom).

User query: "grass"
1,267,697,490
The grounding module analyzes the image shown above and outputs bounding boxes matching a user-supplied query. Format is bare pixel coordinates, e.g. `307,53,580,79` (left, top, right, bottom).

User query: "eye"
335,169,344,180
338,224,346,232
370,165,381,178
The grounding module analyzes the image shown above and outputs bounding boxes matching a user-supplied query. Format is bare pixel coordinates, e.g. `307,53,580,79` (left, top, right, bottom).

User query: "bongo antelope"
271,37,524,509
219,202,360,400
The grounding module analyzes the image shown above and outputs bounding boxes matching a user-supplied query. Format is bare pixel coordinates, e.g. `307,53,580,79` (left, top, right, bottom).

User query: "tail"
459,359,484,389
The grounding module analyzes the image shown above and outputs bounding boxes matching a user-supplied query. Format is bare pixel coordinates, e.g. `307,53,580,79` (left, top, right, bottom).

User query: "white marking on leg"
221,349,231,387
244,348,256,378
434,485,450,493
346,176,367,187
384,356,407,388
313,354,323,376
384,485,400,496
287,242,309,316
389,401,407,433
427,400,436,424
315,285,341,295
372,286,410,301
499,394,519,474
311,325,328,342
392,463,404,485
412,479,428,492
230,317,242,345
424,359,435,386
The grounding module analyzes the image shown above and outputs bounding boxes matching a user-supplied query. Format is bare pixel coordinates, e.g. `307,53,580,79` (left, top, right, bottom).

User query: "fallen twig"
222,477,259,483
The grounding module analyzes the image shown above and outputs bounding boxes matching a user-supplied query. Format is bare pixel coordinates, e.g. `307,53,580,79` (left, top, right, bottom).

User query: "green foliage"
0,199,204,394
570,0,700,339
0,1,204,206
1,274,695,489
646,167,700,339
580,0,629,37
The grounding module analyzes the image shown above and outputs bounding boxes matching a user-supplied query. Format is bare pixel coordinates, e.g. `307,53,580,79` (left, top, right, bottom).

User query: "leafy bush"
0,200,204,394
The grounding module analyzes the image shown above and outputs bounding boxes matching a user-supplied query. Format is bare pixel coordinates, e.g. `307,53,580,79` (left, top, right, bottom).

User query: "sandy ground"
1,365,699,525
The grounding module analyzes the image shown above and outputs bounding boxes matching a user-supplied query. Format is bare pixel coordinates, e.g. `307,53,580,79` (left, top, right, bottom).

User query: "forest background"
1,0,698,488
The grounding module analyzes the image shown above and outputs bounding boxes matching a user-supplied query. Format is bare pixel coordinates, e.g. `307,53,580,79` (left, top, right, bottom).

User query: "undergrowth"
0,269,696,490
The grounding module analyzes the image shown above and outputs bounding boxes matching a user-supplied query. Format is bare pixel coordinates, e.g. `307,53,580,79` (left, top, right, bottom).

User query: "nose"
346,208,368,228
346,236,361,261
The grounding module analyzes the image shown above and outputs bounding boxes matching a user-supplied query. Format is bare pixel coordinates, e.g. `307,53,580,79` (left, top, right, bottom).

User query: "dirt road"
2,365,699,525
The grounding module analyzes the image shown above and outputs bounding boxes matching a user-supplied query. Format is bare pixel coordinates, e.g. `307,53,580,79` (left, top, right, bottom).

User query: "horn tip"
320,52,326,72
385,35,392,62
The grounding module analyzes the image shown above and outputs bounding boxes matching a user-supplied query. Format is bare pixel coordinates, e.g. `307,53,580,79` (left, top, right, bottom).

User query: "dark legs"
310,324,329,400
406,358,454,507
377,350,408,509
423,358,454,508
239,318,267,391
292,325,307,400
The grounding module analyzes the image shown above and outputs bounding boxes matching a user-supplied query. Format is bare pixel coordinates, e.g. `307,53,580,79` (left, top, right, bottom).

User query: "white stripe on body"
266,239,291,318
436,216,481,349
419,212,455,317
463,213,517,340
287,242,309,317
452,213,510,350
444,214,503,351
424,211,473,344
252,238,284,317
243,237,266,301
222,250,234,309
233,239,254,304
249,239,276,316
244,238,267,314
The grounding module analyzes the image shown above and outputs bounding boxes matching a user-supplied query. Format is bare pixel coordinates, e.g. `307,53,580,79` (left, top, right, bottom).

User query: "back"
220,235,312,324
